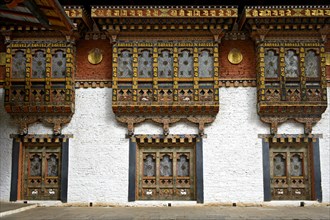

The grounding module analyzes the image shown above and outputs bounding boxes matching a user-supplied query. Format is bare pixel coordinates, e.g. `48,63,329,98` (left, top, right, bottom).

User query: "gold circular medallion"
88,48,103,65
228,48,243,65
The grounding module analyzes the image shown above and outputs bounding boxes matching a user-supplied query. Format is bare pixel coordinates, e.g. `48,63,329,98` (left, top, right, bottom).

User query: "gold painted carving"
88,48,103,65
0,52,6,65
228,48,243,64
92,7,238,18
326,52,330,66
245,7,330,18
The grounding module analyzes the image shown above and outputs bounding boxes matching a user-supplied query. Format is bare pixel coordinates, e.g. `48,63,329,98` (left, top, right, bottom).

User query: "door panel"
23,143,61,200
137,143,195,200
270,143,311,200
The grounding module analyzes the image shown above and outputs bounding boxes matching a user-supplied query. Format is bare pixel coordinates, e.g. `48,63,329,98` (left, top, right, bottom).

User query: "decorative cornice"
132,134,200,143
4,79,330,89
91,6,238,18
74,80,112,88
244,5,330,18
10,134,73,143
258,134,322,143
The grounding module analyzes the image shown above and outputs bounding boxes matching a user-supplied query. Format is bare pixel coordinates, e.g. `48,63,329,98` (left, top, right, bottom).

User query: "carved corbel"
1,30,12,43
152,117,181,136
210,29,224,43
251,28,270,43
187,116,215,136
12,115,39,135
43,116,72,135
106,30,120,44
295,117,321,134
319,25,329,43
260,117,287,135
116,116,145,136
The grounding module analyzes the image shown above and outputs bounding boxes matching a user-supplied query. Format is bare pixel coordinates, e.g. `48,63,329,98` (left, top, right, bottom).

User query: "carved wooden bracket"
12,115,39,135
251,28,270,42
11,115,72,136
43,116,72,135
295,117,321,134
187,116,215,136
260,116,288,135
106,30,120,43
210,29,224,43
116,116,145,136
151,117,181,136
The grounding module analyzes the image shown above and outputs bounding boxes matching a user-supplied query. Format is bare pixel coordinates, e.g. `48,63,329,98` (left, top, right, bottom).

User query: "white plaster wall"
0,89,17,201
0,87,329,204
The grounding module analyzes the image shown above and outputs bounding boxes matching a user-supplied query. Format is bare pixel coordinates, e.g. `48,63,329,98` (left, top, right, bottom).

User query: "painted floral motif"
305,51,319,77
118,50,133,77
12,51,26,78
158,50,173,78
265,50,279,78
198,50,213,77
138,50,153,77
32,51,46,78
285,50,299,78
179,50,193,77
52,50,66,78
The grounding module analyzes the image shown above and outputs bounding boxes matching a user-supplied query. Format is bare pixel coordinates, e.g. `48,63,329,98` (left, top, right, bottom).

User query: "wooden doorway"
21,143,62,200
270,142,312,200
136,142,196,200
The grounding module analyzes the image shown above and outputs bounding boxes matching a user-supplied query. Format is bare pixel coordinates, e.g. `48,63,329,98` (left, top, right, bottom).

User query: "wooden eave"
0,0,74,32
238,5,330,32
91,5,238,32
64,5,93,32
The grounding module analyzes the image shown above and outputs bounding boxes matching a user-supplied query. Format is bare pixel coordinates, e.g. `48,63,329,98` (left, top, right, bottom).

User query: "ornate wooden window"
261,135,322,201
113,42,219,135
129,135,204,203
270,143,311,200
4,42,75,135
257,42,327,134
10,135,70,202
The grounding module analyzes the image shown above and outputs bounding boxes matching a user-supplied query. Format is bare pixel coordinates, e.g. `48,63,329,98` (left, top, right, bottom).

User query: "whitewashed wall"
0,87,329,204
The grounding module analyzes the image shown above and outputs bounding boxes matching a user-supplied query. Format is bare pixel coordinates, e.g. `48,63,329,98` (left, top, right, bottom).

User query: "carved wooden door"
23,143,61,200
137,143,195,200
270,143,311,200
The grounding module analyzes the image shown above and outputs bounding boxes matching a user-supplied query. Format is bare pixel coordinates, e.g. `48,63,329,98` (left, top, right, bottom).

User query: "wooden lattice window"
129,135,204,203
137,143,195,200
262,136,322,201
10,136,69,202
112,42,219,116
4,42,75,115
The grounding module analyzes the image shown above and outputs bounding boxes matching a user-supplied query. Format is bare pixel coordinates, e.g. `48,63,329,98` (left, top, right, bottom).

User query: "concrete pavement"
0,203,329,220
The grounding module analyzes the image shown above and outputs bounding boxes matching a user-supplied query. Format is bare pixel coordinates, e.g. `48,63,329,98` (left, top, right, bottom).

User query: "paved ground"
0,205,329,220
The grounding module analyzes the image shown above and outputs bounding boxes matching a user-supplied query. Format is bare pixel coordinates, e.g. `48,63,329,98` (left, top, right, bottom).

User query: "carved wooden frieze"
4,41,75,135
91,6,237,18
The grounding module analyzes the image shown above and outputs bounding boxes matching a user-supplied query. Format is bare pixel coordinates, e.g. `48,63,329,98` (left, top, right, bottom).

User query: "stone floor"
0,202,329,220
